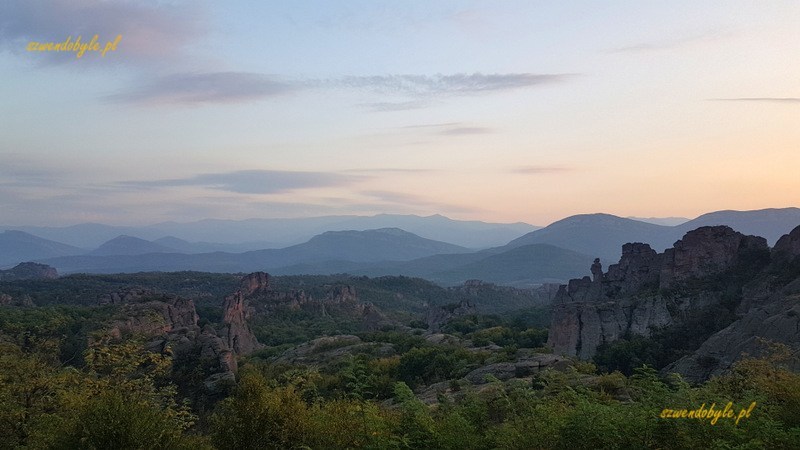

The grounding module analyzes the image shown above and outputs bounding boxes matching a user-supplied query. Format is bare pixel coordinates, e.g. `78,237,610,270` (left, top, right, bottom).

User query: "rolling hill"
40,228,470,274
90,235,178,256
5,214,538,249
503,208,800,263
504,214,677,263
0,230,84,268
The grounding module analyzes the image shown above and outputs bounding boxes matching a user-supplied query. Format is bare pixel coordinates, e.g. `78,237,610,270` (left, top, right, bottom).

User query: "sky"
0,1,798,227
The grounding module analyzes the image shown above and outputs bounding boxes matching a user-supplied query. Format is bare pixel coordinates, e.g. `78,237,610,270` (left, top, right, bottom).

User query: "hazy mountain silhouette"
41,228,470,274
503,208,800,263
0,230,83,268
3,214,537,250
677,208,800,245
504,214,676,263
89,235,178,256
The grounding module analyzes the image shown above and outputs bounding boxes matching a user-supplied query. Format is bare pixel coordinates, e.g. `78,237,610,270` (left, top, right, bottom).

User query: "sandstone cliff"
93,288,241,393
664,225,800,382
548,226,772,361
426,300,477,333
241,271,390,330
221,290,262,355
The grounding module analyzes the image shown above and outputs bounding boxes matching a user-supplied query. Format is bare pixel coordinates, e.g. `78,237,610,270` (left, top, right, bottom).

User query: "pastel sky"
1,1,798,227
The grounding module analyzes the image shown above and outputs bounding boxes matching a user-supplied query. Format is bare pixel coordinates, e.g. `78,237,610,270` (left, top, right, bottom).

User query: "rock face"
660,226,767,289
0,293,35,307
107,294,199,339
772,225,800,264
241,272,390,330
548,226,770,360
0,262,58,281
94,289,245,393
666,278,800,383
221,290,262,355
605,243,661,296
426,300,476,333
240,271,270,296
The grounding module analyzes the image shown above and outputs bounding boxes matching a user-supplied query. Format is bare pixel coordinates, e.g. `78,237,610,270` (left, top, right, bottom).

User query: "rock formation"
240,271,390,330
94,289,244,393
772,225,800,264
659,226,767,289
664,225,800,382
426,300,476,332
548,226,771,360
0,293,35,307
221,290,262,355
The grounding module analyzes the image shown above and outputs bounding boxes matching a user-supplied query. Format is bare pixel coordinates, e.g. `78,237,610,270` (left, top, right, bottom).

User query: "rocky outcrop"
240,271,271,296
549,226,771,360
772,225,800,264
660,226,768,289
101,294,199,340
666,282,800,383
221,290,262,355
426,300,476,332
0,262,58,281
0,293,34,307
94,291,239,393
242,272,390,330
605,243,662,296
464,353,571,384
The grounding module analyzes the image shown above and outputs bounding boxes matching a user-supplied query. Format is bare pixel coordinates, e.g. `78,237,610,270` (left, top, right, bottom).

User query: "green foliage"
53,389,211,450
397,346,483,389
0,271,239,306
0,339,206,449
210,368,313,449
5,271,800,448
443,313,549,349
594,334,663,376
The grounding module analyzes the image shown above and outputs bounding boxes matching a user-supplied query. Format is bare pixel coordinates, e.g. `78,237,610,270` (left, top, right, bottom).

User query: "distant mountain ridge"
90,235,178,256
1,214,538,250
39,228,472,275
4,207,798,288
0,230,83,268
504,214,674,263
677,208,800,243
505,207,800,263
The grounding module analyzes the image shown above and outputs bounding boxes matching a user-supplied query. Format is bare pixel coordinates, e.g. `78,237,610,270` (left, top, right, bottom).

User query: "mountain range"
1,207,798,287
506,207,800,263
0,214,538,250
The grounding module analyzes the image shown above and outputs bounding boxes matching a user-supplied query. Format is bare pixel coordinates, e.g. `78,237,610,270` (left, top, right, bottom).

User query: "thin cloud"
359,100,430,112
325,73,574,97
120,170,363,194
400,122,461,129
708,97,800,104
362,190,481,214
610,30,737,54
107,72,296,105
397,122,493,136
511,165,573,174
0,0,205,64
111,72,573,107
438,126,493,136
343,168,435,174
